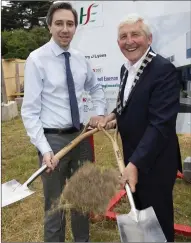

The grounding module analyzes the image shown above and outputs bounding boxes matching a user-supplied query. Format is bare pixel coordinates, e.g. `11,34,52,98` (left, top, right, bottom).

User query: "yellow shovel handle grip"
99,126,125,174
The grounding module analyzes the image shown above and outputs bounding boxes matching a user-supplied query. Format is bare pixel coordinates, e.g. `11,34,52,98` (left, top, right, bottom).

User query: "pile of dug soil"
56,161,120,214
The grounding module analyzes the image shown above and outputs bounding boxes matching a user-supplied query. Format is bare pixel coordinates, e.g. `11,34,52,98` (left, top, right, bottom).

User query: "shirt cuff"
36,141,53,156
96,107,105,116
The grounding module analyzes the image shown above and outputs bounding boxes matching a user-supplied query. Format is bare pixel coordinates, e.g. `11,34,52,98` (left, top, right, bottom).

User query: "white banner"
71,1,191,131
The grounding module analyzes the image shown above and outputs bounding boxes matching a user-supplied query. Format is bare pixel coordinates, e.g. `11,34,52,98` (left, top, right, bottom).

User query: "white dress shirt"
123,47,150,106
21,38,106,155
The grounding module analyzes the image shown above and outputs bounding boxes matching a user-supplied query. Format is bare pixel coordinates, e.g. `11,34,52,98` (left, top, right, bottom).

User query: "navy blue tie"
63,52,80,130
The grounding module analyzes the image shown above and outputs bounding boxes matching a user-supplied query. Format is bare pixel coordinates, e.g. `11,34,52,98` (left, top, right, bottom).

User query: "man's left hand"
120,162,138,193
89,115,105,128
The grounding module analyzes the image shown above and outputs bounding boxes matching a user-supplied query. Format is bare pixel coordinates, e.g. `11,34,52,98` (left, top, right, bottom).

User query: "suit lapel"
121,50,156,113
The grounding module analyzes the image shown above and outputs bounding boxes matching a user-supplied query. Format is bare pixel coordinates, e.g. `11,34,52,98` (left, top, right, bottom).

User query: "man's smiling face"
49,9,76,48
118,21,152,65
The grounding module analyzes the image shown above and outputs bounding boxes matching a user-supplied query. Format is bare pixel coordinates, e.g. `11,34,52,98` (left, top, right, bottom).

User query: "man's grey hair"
118,13,152,37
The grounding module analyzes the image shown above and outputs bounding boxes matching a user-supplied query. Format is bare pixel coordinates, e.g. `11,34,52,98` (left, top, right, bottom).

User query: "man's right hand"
42,152,59,173
98,113,116,130
105,119,117,130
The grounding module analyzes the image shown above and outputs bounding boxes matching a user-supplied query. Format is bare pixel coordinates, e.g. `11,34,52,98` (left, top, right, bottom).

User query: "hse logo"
80,3,98,25
77,2,103,27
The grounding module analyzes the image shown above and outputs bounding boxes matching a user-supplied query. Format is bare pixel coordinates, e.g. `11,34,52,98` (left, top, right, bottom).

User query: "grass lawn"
1,114,191,242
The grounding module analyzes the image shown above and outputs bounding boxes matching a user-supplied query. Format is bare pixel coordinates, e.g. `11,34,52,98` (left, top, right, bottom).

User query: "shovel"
100,125,167,242
2,124,98,208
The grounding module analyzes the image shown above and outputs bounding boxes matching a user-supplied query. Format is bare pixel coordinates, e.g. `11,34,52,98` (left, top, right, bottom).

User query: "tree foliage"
2,27,50,59
2,1,53,30
1,1,53,59
30,26,51,47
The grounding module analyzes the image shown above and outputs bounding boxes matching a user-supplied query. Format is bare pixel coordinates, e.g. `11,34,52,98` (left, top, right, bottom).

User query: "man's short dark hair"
46,1,78,27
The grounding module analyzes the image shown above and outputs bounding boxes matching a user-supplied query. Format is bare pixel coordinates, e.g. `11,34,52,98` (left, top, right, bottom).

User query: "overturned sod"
55,161,120,214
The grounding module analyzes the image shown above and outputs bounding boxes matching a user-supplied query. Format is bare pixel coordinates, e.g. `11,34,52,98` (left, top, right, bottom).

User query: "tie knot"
63,52,70,59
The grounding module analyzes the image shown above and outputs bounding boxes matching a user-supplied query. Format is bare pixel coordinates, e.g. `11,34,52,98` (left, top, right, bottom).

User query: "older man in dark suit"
98,14,182,242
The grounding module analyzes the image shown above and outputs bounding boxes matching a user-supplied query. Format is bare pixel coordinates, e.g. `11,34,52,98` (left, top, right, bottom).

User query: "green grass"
1,114,191,242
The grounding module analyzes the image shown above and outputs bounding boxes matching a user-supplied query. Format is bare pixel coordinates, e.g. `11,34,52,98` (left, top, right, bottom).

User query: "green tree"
2,27,50,59
3,29,38,59
2,1,52,30
1,1,26,31
30,26,50,47
2,31,12,57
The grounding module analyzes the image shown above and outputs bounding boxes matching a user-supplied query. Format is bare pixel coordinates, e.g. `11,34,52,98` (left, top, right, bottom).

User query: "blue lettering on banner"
102,84,120,88
104,76,118,81
84,105,89,112
85,54,106,59
83,105,96,112
97,76,119,82
106,97,117,102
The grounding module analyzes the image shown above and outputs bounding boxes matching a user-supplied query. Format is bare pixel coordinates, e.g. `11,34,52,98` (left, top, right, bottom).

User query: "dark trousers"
38,132,93,242
133,170,177,242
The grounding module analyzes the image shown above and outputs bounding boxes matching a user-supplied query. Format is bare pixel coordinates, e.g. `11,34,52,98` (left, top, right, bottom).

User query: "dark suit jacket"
114,52,182,186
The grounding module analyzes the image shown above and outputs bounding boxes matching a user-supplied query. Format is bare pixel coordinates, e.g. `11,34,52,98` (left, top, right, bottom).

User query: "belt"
44,124,84,134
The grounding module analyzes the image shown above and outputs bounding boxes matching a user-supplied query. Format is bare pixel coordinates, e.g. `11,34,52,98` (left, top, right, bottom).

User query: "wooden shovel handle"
54,126,98,160
99,126,125,174
23,124,98,187
99,126,137,211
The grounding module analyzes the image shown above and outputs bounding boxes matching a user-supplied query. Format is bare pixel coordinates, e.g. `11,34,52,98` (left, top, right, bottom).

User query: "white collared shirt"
123,47,150,106
21,38,106,155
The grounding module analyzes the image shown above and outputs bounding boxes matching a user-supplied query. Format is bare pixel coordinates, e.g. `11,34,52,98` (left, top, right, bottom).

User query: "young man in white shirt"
21,2,106,242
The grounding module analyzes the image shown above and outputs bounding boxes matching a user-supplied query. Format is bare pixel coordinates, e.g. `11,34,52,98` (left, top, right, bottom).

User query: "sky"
2,1,10,6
